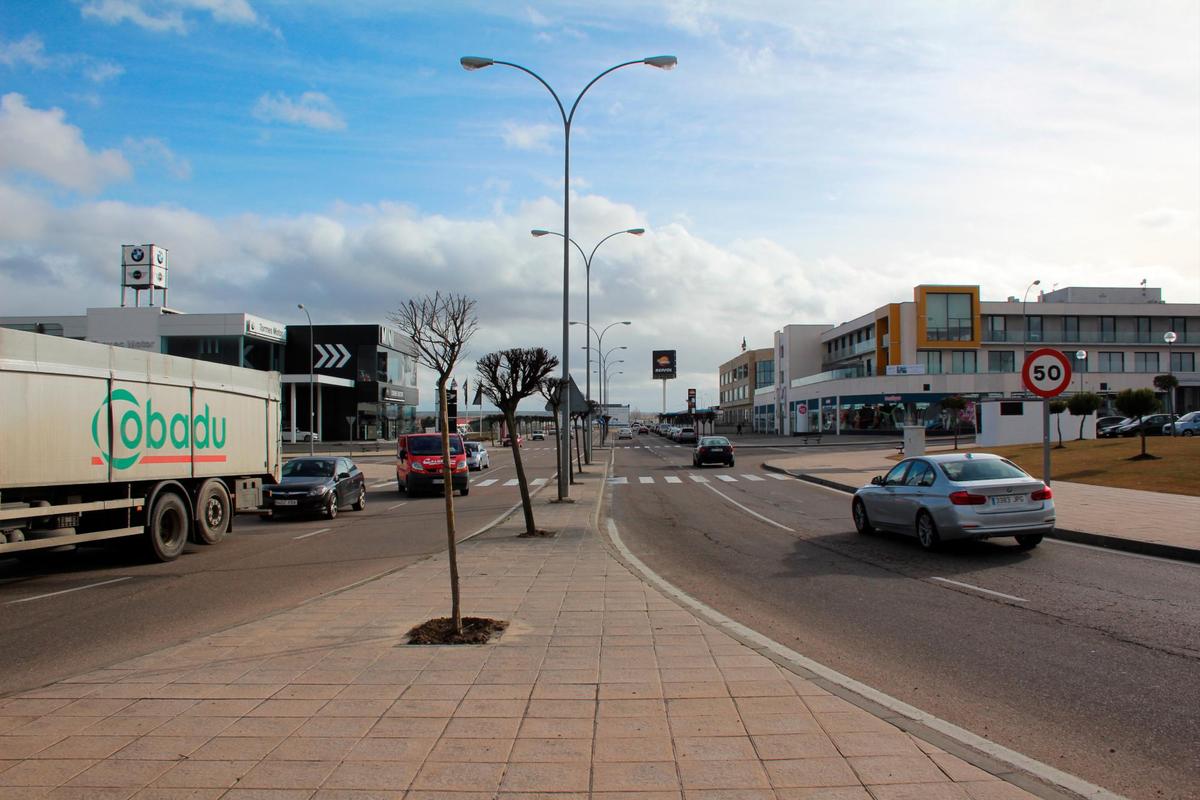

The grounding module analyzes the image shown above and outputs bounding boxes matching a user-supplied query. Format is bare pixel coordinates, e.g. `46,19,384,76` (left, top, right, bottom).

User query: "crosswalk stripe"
689,474,708,483
766,473,792,480
503,479,519,486
608,476,629,485
716,474,737,482
532,478,548,486
741,474,765,481
639,476,654,484
664,476,682,484
476,479,498,487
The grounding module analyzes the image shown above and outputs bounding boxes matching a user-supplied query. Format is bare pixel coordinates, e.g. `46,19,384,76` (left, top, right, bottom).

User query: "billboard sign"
652,350,677,379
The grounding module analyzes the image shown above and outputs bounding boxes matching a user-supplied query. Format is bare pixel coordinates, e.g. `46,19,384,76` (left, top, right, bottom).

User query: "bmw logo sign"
155,250,164,265
131,247,144,262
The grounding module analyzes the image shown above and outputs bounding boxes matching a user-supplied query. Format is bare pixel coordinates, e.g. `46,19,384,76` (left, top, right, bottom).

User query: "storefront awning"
281,373,355,388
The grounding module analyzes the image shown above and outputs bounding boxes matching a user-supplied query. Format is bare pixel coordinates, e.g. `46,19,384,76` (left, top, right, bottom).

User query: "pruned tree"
940,395,968,450
1154,374,1180,433
389,292,478,635
1114,387,1161,459
1049,399,1068,448
1067,392,1102,440
478,348,560,533
540,378,574,482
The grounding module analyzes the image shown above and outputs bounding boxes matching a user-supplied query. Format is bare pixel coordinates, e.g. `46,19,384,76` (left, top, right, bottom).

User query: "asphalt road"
609,436,1200,800
0,440,560,697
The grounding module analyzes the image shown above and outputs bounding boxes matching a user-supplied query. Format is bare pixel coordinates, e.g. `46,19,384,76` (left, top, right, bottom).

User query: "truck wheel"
194,480,230,545
146,492,189,562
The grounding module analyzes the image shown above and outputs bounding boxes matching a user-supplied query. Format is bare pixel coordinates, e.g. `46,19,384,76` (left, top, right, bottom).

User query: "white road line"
503,479,519,487
608,477,629,485
370,480,396,488
476,479,498,487
1045,537,1200,568
604,519,1124,800
386,502,408,511
664,476,682,484
766,473,792,480
532,478,548,486
741,474,765,481
703,484,796,532
716,474,737,482
292,527,332,541
931,577,1028,603
639,476,655,484
6,577,132,606
688,474,709,483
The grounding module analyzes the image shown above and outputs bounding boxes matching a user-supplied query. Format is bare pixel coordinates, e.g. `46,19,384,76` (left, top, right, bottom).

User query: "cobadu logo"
90,390,228,470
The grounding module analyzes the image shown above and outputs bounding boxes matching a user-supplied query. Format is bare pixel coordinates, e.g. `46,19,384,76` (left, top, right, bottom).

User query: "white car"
464,441,490,470
530,430,546,441
281,425,320,442
617,427,634,439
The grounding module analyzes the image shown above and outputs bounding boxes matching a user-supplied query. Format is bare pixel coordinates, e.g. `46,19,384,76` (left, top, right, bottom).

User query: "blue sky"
2,1,1198,411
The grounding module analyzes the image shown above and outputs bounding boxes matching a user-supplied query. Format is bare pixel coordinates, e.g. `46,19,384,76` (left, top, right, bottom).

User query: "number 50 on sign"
1021,348,1072,398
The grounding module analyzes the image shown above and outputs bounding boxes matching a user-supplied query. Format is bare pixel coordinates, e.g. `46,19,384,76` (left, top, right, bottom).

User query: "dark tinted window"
939,459,1028,482
700,437,729,446
283,459,335,477
407,435,465,455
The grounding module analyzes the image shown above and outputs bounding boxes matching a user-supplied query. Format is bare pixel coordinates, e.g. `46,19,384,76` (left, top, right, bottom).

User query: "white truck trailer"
0,328,281,561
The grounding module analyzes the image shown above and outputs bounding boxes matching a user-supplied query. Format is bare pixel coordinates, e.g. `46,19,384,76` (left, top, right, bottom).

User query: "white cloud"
0,34,49,69
0,94,131,193
525,6,549,27
80,0,261,34
501,121,555,151
122,136,192,179
84,61,125,83
253,91,346,131
1136,208,1190,231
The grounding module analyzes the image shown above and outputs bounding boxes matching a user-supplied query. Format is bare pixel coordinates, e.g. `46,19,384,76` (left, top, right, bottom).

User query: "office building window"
988,351,1015,373
1098,352,1124,372
1063,316,1079,342
919,350,943,374
1134,352,1159,372
1168,317,1187,336
1137,317,1151,343
1026,316,1042,343
1100,317,1116,343
949,351,977,374
986,316,1006,340
755,359,774,388
925,293,973,341
1171,352,1195,372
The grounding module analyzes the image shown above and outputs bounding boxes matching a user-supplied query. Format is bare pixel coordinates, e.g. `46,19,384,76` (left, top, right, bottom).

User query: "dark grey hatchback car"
263,457,366,520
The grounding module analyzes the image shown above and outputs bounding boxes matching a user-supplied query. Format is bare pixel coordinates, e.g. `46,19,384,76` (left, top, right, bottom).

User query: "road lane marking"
503,479,519,487
385,502,408,511
741,474,765,481
608,477,629,485
292,527,332,541
639,476,654,484
370,480,396,488
664,476,682,484
688,475,709,483
532,478,548,486
702,485,796,532
5,577,132,606
766,473,792,480
476,479,498,487
715,474,737,482
931,577,1028,603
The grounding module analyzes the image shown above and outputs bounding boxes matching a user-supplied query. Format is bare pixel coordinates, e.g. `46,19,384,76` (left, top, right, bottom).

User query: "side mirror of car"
337,472,349,481
397,450,406,460
871,475,884,486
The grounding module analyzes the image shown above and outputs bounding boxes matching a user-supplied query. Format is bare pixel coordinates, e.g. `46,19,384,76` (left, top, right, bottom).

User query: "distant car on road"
638,425,649,434
397,433,469,496
617,427,633,439
851,453,1054,551
530,430,546,441
693,436,734,467
1163,411,1199,436
281,424,320,442
464,441,490,470
501,433,523,447
676,427,698,444
1111,414,1177,438
265,456,364,519
1096,417,1133,438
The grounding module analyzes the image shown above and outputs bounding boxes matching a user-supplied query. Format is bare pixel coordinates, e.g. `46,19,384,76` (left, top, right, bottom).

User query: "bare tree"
389,292,478,635
477,348,560,533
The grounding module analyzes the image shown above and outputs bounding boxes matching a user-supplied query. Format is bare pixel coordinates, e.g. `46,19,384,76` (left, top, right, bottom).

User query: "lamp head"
643,55,678,70
620,320,631,326
460,56,494,71
531,229,554,237
627,228,645,236
618,345,628,350
297,303,305,310
1033,279,1041,286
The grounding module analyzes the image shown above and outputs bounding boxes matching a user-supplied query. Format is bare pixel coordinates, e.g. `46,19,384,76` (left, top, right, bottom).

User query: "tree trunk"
1078,416,1086,441
437,378,461,635
1055,415,1064,448
574,422,583,475
1141,429,1147,457
505,409,537,534
952,415,959,450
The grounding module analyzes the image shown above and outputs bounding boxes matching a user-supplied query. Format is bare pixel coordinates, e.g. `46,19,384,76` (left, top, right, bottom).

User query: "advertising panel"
652,350,677,379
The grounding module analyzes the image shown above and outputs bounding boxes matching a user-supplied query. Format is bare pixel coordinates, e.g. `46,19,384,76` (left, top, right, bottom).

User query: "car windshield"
700,437,729,446
465,443,480,453
282,459,334,478
939,458,1029,482
408,436,465,455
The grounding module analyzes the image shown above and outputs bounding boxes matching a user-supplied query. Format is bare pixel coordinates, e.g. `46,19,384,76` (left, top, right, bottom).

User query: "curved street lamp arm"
567,60,644,125
588,228,636,265
492,61,568,126
536,230,589,266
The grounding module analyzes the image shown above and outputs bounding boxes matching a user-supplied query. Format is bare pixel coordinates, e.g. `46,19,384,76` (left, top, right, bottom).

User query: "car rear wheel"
1015,534,1043,550
916,511,941,550
397,475,406,494
1184,430,1195,437
852,498,873,534
729,458,735,467
459,484,469,497
352,485,366,511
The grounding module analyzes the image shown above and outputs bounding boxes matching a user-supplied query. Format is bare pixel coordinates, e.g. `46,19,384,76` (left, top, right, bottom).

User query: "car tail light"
1031,486,1052,501
698,447,708,453
949,491,987,505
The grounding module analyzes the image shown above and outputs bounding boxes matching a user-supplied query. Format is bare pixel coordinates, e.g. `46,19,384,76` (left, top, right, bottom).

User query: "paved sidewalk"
762,447,1200,561
0,472,1049,799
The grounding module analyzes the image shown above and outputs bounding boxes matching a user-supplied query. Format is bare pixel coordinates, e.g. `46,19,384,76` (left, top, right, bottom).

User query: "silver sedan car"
852,453,1055,550
464,441,490,471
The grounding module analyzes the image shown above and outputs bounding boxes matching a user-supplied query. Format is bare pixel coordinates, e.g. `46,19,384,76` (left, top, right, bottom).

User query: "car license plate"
432,478,444,484
275,499,298,506
990,495,1025,506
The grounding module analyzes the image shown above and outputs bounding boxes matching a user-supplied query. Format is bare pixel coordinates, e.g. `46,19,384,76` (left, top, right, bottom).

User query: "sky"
1,1,1198,414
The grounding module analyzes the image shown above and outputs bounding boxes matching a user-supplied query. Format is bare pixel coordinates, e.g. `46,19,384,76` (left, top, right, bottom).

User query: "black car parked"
1109,414,1177,438
264,457,366,520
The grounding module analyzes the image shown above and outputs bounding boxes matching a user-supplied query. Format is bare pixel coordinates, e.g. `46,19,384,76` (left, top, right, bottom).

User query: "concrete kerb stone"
759,461,1200,564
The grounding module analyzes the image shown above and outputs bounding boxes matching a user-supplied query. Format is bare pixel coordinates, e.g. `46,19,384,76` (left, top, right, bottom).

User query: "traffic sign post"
1021,349,1072,486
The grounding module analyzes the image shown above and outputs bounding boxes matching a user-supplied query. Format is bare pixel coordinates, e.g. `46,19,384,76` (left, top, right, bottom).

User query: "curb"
760,463,1200,564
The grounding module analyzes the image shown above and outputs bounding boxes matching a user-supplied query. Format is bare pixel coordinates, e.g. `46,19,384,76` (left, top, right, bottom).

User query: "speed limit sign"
1022,348,1072,398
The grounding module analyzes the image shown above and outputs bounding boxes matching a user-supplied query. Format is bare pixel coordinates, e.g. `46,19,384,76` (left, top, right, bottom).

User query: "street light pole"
537,230,642,464
1075,350,1087,395
1020,279,1041,397
462,54,675,501
1165,331,1177,435
297,303,314,456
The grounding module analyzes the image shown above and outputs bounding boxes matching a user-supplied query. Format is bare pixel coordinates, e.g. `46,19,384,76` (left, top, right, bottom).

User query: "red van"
396,433,469,496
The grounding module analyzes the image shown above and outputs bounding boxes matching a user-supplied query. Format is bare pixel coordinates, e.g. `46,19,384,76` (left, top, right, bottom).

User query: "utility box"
902,425,926,457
